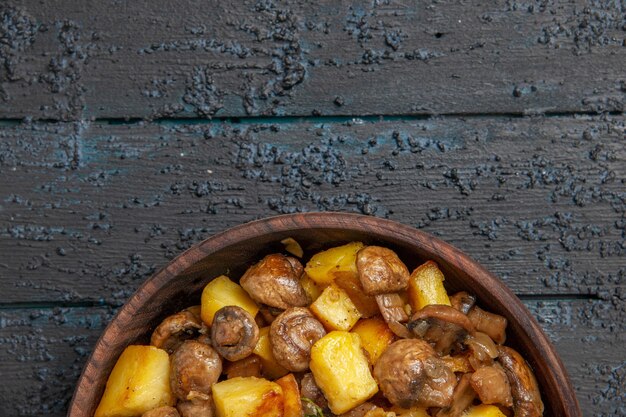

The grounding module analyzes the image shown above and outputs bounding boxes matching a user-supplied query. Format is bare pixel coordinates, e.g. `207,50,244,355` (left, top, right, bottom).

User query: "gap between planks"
0,110,624,128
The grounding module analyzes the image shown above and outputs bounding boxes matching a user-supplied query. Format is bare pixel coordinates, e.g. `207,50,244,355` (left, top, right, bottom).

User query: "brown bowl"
69,212,581,417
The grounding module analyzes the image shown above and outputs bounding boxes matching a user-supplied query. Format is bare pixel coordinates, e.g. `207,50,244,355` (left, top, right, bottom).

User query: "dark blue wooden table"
0,1,624,416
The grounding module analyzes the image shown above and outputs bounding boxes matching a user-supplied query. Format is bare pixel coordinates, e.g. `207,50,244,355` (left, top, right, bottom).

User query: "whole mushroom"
151,306,203,354
170,340,222,401
356,246,410,295
240,254,310,309
373,339,456,409
270,307,326,372
210,305,259,361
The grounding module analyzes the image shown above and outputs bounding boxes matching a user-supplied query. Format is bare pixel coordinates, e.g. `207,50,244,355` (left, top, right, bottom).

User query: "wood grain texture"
0,0,624,120
1,299,622,417
1,116,623,303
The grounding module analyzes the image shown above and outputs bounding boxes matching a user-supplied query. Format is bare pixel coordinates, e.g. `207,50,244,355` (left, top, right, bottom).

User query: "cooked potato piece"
390,406,430,417
363,407,395,417
408,261,451,311
95,345,173,417
253,326,289,379
441,353,473,373
300,273,323,302
310,283,362,331
310,331,378,414
463,404,507,417
281,237,304,258
201,275,259,325
305,242,364,286
351,317,397,364
334,272,380,317
212,376,283,417
275,374,302,417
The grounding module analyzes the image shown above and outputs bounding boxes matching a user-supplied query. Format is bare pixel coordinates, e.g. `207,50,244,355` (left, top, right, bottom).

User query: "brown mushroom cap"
470,364,514,407
240,254,310,309
210,305,260,361
498,346,544,417
170,340,222,401
408,304,475,354
357,246,410,295
151,306,203,354
373,339,456,409
142,406,181,417
270,307,326,372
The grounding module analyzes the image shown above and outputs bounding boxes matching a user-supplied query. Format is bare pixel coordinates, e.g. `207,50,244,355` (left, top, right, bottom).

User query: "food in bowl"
94,240,544,417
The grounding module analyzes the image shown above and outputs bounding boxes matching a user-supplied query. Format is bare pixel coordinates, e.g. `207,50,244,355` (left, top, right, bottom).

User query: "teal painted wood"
0,116,623,303
0,0,624,120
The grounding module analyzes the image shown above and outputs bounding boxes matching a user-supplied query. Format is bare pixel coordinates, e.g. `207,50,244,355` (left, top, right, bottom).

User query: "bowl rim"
68,212,581,417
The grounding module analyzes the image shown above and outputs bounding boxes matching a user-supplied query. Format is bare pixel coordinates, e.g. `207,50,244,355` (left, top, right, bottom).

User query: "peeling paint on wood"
1,116,623,304
0,0,624,119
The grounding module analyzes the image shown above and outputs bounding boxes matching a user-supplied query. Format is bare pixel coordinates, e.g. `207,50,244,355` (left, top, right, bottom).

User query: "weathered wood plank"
0,307,115,417
1,0,624,119
0,116,623,303
1,299,623,416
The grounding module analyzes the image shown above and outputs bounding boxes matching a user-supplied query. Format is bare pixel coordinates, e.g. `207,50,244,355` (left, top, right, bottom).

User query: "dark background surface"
0,1,624,416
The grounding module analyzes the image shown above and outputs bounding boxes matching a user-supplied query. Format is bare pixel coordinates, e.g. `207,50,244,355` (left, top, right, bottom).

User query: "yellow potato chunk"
390,406,430,417
463,404,507,417
305,242,365,286
310,331,378,414
201,275,259,325
310,283,362,331
275,374,302,417
94,345,173,417
351,317,397,364
408,261,451,311
300,273,323,302
212,376,284,417
253,326,289,379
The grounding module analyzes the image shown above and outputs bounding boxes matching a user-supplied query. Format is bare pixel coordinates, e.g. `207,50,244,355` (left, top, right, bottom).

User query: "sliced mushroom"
142,406,181,417
240,253,310,309
170,340,222,401
408,305,475,355
465,331,499,370
301,372,328,410
468,305,507,344
436,373,476,417
375,293,412,338
177,396,215,417
357,246,410,295
211,305,259,361
470,364,513,407
270,307,326,372
449,291,476,315
498,346,544,417
373,339,456,409
223,354,262,379
151,306,203,353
